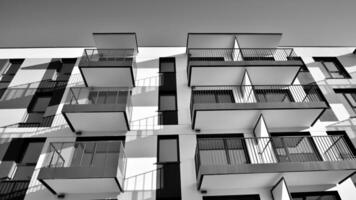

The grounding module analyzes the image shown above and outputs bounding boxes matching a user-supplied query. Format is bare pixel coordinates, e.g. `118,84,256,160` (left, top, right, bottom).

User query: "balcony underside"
198,161,356,191
62,104,129,132
79,61,134,87
188,61,302,86
38,167,123,194
192,103,327,130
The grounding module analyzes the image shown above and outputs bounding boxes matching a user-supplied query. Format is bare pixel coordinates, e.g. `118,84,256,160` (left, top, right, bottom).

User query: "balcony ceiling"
1,0,356,47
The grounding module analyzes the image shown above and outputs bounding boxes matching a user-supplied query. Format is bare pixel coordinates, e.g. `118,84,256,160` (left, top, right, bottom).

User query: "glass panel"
71,143,85,166
160,62,175,72
88,91,98,104
324,62,339,71
159,95,176,111
330,72,344,79
31,97,51,112
96,92,106,104
21,142,44,164
81,143,95,167
91,142,107,167
158,138,178,162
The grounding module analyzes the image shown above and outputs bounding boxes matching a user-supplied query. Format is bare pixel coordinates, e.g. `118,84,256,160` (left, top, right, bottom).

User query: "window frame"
314,57,351,79
157,135,180,164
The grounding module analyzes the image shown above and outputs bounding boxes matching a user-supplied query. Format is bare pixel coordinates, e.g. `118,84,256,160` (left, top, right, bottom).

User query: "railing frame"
195,135,356,175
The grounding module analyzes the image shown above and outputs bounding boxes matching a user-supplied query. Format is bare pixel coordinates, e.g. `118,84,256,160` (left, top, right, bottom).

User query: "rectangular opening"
314,57,351,79
158,135,179,163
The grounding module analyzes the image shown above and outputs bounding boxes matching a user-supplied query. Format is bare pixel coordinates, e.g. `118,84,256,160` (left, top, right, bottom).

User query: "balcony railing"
46,140,127,176
195,135,356,176
82,48,136,63
188,48,299,62
190,85,326,116
68,87,131,105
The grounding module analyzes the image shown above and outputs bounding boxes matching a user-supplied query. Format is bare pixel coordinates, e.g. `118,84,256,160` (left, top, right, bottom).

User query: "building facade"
0,33,356,200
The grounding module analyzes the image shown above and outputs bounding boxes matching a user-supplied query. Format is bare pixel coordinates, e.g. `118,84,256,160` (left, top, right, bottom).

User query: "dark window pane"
159,95,176,111
158,138,178,163
31,97,51,112
21,142,44,164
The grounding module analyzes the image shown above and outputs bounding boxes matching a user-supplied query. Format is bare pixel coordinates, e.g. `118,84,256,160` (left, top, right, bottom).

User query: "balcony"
195,135,356,191
187,48,303,86
190,85,328,131
79,49,137,87
38,140,126,195
62,87,132,133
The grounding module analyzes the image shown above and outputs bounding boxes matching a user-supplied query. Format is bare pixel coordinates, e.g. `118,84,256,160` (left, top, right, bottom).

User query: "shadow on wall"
131,86,159,106
130,115,162,131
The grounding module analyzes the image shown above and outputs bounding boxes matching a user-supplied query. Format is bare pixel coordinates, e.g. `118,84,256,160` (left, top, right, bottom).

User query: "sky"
0,0,356,47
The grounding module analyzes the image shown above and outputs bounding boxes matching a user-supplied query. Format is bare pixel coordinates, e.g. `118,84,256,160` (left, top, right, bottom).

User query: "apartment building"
0,32,356,200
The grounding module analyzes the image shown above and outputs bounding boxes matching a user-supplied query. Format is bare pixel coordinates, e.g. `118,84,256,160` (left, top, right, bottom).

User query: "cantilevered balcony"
187,48,304,86
38,140,126,195
195,135,356,191
79,49,137,87
190,85,328,131
62,87,132,133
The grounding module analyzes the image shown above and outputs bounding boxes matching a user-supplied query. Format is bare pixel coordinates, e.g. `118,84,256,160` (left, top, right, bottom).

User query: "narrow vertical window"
158,136,179,163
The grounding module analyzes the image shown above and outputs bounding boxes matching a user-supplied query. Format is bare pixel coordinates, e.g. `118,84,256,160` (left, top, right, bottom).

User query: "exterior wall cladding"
1,33,356,200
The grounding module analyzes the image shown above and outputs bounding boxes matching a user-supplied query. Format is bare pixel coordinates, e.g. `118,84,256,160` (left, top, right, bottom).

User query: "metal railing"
195,135,356,175
67,87,133,122
0,80,69,102
0,180,29,200
67,87,131,105
82,48,136,63
190,85,325,111
187,48,299,62
46,140,127,175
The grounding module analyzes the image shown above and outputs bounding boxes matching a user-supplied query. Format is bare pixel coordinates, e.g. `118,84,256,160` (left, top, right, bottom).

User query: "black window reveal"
158,57,178,125
314,57,351,79
334,88,356,113
156,135,181,200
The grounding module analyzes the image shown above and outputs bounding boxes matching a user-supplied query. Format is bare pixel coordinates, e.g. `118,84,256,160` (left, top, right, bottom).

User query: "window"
314,57,351,79
334,88,356,112
291,191,341,200
159,95,176,111
158,136,179,163
30,96,51,113
158,57,178,125
160,61,175,72
193,90,234,104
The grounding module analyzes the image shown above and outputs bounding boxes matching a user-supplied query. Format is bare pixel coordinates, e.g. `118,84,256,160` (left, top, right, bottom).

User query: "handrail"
46,140,127,173
191,84,325,105
187,48,299,62
82,48,137,63
67,87,131,105
195,135,356,171
0,113,67,129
